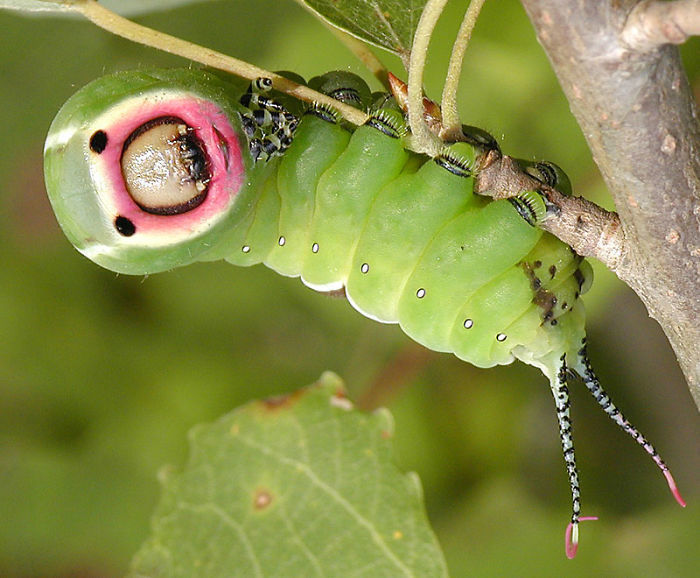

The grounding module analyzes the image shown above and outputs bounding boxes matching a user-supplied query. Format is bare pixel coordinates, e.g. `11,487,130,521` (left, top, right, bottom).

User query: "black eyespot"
89,130,108,153
115,216,136,236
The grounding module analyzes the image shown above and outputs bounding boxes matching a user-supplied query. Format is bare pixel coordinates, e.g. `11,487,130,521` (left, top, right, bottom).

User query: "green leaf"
129,372,448,578
297,0,427,57
0,0,212,15
0,0,74,12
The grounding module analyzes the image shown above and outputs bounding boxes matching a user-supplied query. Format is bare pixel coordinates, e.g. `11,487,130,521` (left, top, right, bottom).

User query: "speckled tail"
572,340,686,508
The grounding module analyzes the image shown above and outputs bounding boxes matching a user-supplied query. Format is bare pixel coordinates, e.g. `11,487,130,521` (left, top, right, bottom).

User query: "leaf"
0,0,74,12
0,0,213,15
129,372,449,578
298,0,427,58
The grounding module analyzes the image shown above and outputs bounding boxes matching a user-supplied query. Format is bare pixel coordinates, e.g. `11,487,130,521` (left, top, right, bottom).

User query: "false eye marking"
83,93,244,243
120,116,210,216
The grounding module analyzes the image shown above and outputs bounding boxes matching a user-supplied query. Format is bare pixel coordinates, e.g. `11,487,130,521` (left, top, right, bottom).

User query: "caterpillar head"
44,68,262,275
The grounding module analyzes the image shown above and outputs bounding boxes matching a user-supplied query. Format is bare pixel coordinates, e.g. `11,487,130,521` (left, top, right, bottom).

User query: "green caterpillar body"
43,68,683,557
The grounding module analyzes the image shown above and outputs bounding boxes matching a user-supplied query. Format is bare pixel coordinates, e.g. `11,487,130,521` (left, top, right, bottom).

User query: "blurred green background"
0,1,697,576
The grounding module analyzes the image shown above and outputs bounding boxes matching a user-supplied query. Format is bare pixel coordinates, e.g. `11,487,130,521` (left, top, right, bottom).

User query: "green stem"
406,0,450,156
70,0,369,126
440,0,488,139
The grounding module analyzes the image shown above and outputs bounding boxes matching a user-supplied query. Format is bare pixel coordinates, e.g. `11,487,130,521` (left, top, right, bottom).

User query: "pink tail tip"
565,516,599,559
663,470,686,507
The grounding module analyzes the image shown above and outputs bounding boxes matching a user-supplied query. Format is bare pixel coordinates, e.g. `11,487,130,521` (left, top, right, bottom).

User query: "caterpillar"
43,67,684,558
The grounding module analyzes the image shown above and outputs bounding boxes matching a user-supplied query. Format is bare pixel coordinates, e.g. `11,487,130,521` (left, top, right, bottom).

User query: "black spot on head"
89,130,108,153
549,265,557,279
115,216,135,236
533,260,542,268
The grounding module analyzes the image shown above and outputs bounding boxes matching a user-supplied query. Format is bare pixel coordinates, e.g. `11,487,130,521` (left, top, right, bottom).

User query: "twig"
521,0,700,407
406,0,450,156
69,0,369,126
475,154,625,268
623,0,700,51
440,0,488,139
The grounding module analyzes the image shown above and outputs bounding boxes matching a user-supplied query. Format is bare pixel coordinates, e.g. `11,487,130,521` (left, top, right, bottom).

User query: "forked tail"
549,342,686,559
573,339,686,509
549,354,596,558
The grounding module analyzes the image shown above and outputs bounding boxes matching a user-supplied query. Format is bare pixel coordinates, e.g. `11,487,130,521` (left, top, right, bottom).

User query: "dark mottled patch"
533,260,542,268
535,290,557,321
573,268,586,290
522,261,558,321
549,265,557,279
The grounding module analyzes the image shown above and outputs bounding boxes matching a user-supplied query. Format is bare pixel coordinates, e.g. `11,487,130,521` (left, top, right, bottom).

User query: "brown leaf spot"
253,489,273,510
260,389,306,412
329,390,354,411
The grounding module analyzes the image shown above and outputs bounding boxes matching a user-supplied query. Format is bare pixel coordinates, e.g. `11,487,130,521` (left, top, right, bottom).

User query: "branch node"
622,0,700,52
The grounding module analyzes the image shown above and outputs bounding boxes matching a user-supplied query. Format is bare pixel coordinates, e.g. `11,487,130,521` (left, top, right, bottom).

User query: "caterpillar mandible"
43,67,685,558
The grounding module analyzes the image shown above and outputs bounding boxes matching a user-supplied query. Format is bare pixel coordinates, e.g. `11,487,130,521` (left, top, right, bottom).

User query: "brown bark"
520,0,700,408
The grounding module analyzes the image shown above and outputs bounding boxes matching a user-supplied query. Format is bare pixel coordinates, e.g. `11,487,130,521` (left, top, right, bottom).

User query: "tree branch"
520,0,700,408
623,0,700,51
475,154,626,270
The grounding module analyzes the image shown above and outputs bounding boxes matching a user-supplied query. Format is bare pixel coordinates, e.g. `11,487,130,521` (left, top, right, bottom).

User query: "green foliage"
0,0,211,15
0,1,697,577
130,373,448,577
298,0,426,56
